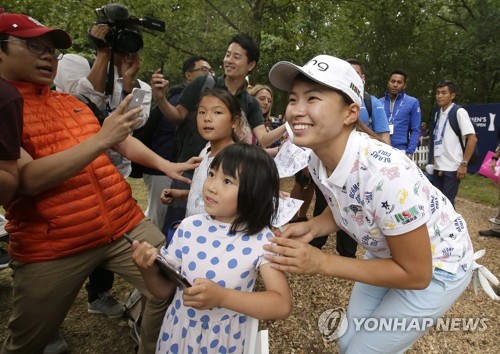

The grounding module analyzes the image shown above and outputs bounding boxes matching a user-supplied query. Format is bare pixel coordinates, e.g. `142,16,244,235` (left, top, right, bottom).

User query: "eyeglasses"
0,39,64,60
191,66,215,75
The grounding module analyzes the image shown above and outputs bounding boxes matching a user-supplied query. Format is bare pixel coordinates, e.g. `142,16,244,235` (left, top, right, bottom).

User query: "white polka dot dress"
156,213,274,354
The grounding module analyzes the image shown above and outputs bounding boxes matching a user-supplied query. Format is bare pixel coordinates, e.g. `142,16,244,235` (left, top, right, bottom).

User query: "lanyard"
433,111,449,143
389,95,404,124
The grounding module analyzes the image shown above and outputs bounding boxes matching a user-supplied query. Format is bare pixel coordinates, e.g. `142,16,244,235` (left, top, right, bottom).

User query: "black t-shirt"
0,79,23,160
174,75,264,162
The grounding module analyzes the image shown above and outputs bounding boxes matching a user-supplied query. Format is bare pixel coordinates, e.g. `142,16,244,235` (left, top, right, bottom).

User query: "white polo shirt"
309,130,473,274
433,103,476,171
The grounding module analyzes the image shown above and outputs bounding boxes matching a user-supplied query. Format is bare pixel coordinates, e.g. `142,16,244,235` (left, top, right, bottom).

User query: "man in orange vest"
0,12,198,354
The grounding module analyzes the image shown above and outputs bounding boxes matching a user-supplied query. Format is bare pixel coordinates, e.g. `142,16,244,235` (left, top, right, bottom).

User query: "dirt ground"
1,178,499,353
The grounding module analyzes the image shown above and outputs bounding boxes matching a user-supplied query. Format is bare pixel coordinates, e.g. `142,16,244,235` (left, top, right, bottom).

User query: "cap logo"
306,59,329,72
350,82,362,99
27,16,46,28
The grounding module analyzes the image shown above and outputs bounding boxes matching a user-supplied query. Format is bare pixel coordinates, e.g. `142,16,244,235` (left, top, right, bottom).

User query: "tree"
4,0,498,118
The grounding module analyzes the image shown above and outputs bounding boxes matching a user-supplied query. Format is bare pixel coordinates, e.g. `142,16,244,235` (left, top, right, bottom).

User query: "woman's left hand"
263,236,324,274
182,278,223,310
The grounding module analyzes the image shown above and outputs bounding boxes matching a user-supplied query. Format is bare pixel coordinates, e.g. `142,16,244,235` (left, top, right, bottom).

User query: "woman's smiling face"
285,80,351,150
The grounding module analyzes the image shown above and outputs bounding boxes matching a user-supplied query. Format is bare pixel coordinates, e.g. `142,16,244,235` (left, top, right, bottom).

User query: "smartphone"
123,233,191,289
159,60,164,74
125,88,147,113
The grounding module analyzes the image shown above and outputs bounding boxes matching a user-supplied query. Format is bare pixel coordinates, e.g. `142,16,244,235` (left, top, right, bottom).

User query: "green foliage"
3,0,499,117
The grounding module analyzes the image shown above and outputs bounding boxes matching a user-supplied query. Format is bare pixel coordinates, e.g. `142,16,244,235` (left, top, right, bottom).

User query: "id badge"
389,124,394,135
434,141,444,157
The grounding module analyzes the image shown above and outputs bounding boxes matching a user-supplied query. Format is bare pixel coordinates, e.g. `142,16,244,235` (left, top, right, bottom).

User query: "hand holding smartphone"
125,88,147,114
124,233,191,289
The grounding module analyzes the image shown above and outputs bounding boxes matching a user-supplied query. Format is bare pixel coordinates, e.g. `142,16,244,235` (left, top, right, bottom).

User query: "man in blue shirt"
348,59,390,145
379,69,421,156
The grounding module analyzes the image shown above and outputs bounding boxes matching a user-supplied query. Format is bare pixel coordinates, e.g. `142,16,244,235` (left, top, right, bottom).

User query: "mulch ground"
0,178,499,353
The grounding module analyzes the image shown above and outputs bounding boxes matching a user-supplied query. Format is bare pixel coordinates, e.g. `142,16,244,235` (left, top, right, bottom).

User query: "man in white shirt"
431,80,477,205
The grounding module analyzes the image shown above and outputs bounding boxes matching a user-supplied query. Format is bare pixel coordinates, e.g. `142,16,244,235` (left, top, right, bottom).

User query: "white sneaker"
489,217,500,225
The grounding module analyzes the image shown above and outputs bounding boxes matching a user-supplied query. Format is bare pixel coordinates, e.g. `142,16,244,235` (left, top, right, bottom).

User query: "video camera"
89,3,165,54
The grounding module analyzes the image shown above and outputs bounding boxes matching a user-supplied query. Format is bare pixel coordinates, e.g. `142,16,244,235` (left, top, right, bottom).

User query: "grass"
127,177,149,210
457,173,498,206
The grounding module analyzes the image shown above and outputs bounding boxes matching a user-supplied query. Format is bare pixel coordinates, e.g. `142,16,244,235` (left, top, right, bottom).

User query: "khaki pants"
1,218,167,354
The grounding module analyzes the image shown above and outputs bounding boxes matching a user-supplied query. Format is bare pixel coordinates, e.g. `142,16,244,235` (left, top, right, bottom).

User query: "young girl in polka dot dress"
133,143,292,353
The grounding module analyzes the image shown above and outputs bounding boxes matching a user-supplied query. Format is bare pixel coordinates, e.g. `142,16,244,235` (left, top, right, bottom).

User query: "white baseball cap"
269,55,364,106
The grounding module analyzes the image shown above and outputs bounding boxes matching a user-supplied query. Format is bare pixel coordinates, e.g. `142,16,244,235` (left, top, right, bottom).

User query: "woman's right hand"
276,220,315,243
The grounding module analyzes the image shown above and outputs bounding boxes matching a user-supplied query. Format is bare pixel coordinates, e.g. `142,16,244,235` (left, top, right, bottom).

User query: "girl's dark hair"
210,143,280,235
295,73,382,142
199,88,242,142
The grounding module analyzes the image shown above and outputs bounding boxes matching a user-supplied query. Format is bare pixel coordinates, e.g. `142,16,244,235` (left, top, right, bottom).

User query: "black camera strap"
105,51,115,96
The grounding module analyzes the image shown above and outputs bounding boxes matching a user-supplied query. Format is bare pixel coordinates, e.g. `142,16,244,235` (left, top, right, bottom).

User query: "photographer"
55,23,152,178
53,3,155,347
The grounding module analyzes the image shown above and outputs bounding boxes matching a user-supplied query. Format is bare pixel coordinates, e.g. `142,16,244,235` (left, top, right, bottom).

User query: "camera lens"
115,30,143,54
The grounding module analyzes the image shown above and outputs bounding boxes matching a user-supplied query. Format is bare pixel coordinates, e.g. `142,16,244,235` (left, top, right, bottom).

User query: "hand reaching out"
160,189,189,204
263,236,326,275
275,219,315,243
150,68,170,103
159,156,203,185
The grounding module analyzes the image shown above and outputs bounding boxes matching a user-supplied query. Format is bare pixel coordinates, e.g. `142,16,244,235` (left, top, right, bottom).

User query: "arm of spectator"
377,132,391,145
160,189,189,204
0,160,19,205
150,69,189,125
121,52,141,95
115,136,201,185
253,124,287,148
85,24,112,94
462,133,478,165
16,97,142,196
371,98,391,145
407,100,421,154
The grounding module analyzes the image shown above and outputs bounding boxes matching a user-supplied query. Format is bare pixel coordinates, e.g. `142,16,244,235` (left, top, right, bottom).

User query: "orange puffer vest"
5,82,144,263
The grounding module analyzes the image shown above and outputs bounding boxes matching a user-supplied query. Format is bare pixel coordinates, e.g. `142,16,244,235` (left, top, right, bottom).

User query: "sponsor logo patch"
392,206,421,226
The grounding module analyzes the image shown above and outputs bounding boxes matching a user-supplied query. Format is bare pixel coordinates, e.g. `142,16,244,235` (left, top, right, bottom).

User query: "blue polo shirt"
360,95,390,134
379,91,421,154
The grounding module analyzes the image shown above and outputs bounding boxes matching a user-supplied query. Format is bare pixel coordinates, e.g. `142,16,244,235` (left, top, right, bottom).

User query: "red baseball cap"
0,13,71,49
